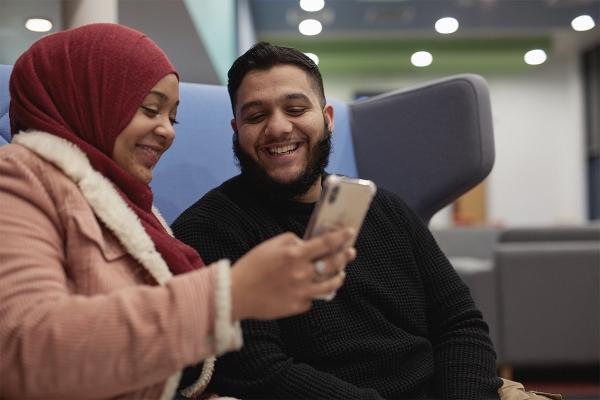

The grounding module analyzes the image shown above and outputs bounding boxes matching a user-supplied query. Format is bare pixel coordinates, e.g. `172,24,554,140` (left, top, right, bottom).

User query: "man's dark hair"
227,42,326,115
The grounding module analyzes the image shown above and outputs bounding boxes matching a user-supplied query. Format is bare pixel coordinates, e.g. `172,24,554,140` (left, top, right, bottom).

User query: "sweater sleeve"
0,149,229,399
209,319,384,399
389,195,502,400
172,200,384,400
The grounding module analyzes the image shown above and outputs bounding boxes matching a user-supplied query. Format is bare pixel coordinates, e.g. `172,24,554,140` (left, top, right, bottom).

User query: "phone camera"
328,185,339,203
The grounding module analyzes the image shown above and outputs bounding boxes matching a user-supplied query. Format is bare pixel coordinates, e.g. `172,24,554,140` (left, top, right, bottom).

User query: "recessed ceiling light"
524,49,547,66
435,17,459,34
299,19,322,36
571,15,595,32
304,52,320,65
411,51,432,67
25,18,53,33
300,0,325,12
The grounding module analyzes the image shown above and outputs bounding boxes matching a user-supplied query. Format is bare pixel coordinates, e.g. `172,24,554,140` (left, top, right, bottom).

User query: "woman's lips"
136,144,161,166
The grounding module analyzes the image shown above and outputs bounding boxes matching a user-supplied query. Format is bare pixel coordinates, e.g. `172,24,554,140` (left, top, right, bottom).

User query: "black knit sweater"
172,175,502,399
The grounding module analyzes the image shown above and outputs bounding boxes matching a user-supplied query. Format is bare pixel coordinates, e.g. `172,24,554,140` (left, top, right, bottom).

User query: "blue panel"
151,82,239,223
0,65,12,145
328,99,358,178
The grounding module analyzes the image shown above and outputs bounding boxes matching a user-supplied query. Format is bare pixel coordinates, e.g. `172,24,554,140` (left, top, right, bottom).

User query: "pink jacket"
0,133,241,399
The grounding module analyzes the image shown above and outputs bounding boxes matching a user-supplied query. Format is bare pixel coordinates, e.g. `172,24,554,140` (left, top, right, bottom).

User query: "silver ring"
314,260,326,275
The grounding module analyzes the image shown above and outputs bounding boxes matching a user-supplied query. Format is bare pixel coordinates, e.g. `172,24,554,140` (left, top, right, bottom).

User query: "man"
172,42,502,399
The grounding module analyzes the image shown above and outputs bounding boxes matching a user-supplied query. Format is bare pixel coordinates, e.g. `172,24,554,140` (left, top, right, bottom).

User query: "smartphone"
304,175,377,246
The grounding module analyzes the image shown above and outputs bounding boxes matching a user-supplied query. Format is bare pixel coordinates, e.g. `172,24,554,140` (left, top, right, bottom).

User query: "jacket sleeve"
392,196,502,400
0,149,233,399
172,205,384,400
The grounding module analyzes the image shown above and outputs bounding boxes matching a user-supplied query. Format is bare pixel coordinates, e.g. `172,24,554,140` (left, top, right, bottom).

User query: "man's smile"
265,142,300,155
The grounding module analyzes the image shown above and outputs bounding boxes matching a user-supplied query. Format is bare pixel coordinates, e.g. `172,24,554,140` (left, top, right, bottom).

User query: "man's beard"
233,126,332,203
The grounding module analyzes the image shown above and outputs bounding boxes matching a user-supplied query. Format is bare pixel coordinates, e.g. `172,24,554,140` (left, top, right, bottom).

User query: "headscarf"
9,23,203,275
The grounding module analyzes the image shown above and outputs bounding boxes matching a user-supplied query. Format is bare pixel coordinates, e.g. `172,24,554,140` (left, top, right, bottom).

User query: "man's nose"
265,111,293,137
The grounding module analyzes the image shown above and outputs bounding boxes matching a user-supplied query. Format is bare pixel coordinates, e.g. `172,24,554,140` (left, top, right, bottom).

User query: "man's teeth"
268,143,299,155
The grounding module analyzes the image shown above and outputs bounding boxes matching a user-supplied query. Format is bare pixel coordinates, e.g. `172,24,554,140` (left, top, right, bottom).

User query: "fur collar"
13,131,173,284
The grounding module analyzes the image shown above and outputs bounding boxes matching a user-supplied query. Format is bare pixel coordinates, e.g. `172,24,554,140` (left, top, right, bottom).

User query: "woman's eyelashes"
140,105,159,118
140,105,178,125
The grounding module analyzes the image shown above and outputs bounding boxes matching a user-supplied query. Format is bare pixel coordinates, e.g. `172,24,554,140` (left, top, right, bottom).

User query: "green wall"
261,36,552,75
184,0,237,83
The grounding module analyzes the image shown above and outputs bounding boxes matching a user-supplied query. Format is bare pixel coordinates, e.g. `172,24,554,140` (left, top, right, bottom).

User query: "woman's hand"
230,228,356,321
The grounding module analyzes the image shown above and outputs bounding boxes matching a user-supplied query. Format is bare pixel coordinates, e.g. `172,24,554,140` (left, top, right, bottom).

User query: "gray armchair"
351,74,495,224
495,226,600,369
434,224,600,377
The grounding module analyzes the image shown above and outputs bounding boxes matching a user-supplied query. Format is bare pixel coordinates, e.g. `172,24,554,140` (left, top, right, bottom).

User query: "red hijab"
9,23,203,275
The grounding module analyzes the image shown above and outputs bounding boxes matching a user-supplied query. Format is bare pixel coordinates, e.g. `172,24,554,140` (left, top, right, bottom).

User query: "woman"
0,23,354,399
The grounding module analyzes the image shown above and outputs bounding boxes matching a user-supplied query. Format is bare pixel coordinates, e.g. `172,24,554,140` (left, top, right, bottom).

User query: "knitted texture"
173,175,502,400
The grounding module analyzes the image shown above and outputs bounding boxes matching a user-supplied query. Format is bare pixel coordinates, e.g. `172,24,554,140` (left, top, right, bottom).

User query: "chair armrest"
495,241,600,366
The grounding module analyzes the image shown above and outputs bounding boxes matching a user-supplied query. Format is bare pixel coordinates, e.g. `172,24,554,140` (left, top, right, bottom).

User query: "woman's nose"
154,115,176,143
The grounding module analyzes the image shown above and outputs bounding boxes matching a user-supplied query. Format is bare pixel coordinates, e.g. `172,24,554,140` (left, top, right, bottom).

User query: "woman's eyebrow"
147,90,180,105
148,90,166,100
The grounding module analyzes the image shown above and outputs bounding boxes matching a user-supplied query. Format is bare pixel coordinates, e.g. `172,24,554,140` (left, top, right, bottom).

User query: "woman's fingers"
305,246,355,300
301,227,356,260
311,247,356,279
229,230,358,321
306,270,346,300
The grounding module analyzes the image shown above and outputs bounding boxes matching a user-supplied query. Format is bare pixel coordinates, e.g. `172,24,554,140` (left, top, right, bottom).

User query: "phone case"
304,175,377,245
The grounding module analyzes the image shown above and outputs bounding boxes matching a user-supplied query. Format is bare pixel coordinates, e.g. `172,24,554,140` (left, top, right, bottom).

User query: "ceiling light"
411,51,432,67
25,18,53,33
299,19,322,36
524,49,547,66
571,15,595,32
305,52,320,65
435,17,459,34
300,0,325,12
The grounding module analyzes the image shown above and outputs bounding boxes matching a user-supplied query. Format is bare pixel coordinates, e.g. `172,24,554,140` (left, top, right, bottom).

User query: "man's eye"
287,107,306,115
170,117,179,125
245,113,265,123
140,106,159,117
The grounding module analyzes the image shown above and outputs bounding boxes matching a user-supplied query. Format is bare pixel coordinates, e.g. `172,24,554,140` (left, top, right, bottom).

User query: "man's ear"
231,118,238,132
324,104,334,134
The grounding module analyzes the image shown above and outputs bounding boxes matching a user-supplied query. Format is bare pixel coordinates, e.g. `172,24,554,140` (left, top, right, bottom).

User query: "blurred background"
1,0,599,398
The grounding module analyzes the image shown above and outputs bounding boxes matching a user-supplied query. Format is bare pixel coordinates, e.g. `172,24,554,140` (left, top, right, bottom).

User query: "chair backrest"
0,65,494,224
351,74,494,223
